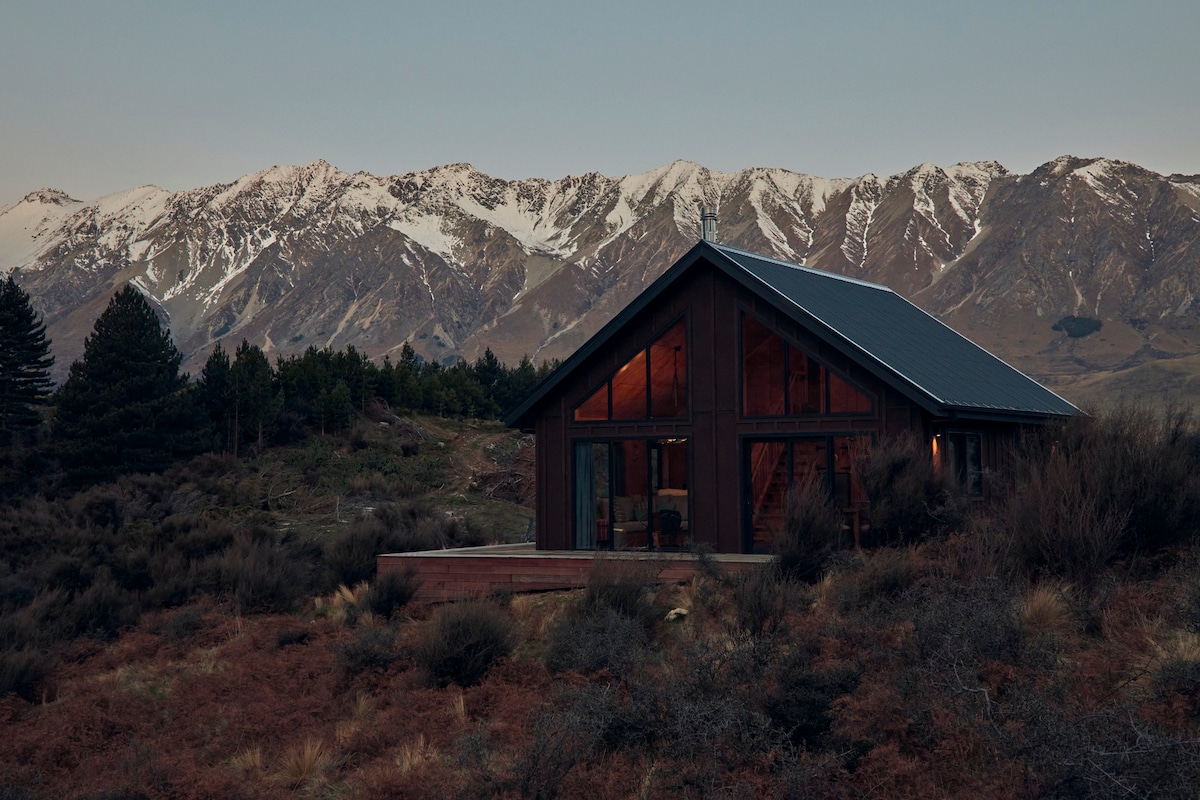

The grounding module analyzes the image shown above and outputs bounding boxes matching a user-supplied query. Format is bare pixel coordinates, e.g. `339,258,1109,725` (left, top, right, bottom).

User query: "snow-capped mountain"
3,157,1200,399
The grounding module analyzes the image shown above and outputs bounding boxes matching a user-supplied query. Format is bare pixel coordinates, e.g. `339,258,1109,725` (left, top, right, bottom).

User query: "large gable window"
574,319,688,422
741,313,872,417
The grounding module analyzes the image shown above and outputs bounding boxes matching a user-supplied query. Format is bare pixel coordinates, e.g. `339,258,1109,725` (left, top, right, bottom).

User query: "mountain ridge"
3,156,1199,403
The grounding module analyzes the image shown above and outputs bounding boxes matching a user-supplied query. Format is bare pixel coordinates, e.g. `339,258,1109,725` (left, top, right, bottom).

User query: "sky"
2,0,1198,203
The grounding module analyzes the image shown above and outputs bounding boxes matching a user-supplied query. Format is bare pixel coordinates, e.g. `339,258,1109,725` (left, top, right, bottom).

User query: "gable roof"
505,241,1078,428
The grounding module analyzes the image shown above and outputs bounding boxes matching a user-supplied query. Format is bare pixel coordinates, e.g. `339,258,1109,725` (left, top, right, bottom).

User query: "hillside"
3,157,1199,403
3,407,1200,798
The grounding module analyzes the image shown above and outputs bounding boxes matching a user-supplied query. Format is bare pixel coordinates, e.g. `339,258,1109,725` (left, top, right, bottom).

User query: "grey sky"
2,0,1197,203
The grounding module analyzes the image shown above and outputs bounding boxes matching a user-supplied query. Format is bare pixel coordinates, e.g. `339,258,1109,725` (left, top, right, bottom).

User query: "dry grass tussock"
393,734,439,775
336,691,378,748
1020,582,1074,640
315,581,377,627
277,736,331,788
509,591,562,642
446,687,467,723
229,745,265,782
1152,630,1200,667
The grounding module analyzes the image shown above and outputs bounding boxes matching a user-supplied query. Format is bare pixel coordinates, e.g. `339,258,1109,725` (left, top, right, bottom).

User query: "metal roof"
504,241,1078,427
709,244,1079,417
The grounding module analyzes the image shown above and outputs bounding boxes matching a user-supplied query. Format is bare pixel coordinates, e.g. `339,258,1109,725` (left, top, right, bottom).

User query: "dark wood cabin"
505,241,1077,554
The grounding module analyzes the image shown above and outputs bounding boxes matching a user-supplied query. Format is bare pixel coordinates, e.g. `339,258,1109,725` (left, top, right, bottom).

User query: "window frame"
946,430,985,499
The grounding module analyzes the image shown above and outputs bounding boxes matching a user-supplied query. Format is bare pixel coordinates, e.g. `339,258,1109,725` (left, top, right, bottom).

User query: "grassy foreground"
2,407,1200,798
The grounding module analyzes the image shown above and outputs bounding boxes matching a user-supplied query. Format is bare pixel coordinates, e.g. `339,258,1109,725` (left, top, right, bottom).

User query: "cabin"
504,240,1077,554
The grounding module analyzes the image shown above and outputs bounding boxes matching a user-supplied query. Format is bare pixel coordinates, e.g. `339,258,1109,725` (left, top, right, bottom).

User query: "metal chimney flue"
700,206,718,242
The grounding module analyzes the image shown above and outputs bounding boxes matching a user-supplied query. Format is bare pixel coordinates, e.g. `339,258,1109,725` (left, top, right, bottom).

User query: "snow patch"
0,190,83,271
388,215,461,262
840,176,881,268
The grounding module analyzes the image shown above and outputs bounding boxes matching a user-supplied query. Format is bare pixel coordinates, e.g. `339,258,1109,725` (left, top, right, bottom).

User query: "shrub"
441,515,491,548
161,606,204,642
515,703,600,800
326,503,446,587
775,476,843,583
398,517,451,552
201,530,310,613
543,606,649,678
856,431,966,545
0,648,49,702
732,564,792,639
1002,446,1128,586
823,546,923,615
71,568,140,639
1000,404,1200,583
580,557,660,628
0,589,69,649
167,517,238,561
344,471,394,500
366,568,420,619
276,629,311,648
765,649,859,749
911,578,1023,669
417,600,513,687
327,517,389,588
340,626,397,677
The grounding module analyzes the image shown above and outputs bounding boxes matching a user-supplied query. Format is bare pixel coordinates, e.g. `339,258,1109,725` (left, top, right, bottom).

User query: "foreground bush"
579,557,661,627
1000,403,1200,583
327,503,489,588
0,648,49,702
417,600,513,687
775,476,843,582
544,605,649,679
340,626,398,677
857,431,966,545
367,568,421,619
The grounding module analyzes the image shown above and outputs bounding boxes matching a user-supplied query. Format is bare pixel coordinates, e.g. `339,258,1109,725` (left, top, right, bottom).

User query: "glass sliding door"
574,438,690,551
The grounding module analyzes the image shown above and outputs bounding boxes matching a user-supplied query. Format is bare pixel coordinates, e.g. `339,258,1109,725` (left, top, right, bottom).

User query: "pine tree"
231,339,277,453
54,285,208,483
198,342,234,453
0,275,54,447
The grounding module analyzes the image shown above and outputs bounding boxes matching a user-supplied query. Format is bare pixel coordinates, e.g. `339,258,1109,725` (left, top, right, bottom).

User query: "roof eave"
934,406,1077,424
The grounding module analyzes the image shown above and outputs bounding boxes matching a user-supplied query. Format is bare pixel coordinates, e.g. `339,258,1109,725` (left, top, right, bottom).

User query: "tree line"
0,277,554,486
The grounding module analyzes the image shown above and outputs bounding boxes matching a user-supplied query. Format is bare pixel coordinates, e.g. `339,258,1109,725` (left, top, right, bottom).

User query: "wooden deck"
376,544,771,603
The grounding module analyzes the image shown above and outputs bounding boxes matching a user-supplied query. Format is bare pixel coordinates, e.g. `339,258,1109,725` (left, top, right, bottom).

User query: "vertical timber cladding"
536,406,568,550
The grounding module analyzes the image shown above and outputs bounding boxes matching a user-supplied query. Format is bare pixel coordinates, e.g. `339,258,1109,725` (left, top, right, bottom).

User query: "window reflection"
741,314,872,417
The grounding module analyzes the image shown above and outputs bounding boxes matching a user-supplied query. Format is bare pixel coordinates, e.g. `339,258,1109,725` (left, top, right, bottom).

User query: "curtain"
574,442,596,550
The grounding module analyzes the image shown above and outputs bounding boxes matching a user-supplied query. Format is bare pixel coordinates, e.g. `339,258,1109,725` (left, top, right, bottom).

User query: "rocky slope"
3,157,1199,400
